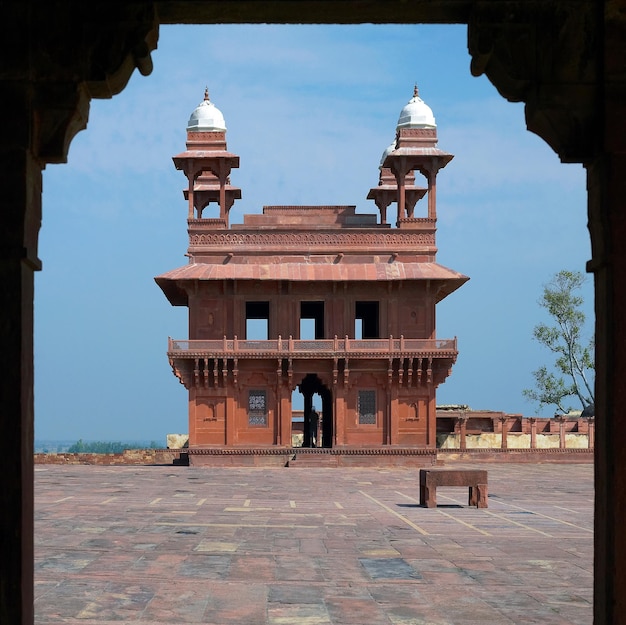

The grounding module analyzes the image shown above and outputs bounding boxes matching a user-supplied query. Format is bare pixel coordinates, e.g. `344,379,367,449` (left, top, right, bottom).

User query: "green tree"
68,439,87,453
523,270,595,414
67,440,139,453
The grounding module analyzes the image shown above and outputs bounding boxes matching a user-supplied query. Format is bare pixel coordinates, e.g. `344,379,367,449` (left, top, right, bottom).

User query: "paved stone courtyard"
34,463,593,624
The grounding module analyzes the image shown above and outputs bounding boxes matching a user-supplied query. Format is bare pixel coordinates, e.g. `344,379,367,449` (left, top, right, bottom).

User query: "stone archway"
298,373,333,448
2,3,626,625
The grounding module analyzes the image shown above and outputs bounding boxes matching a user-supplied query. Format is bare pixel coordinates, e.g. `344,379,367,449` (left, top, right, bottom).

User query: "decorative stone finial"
204,86,210,101
413,84,419,98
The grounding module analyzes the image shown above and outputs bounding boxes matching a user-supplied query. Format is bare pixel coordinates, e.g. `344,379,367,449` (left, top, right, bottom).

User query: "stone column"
557,416,566,449
275,375,283,446
0,5,158,622
0,137,39,625
588,62,626,622
389,383,399,446
225,393,236,445
467,5,625,616
0,71,53,623
426,395,437,448
587,417,595,450
280,388,292,448
529,417,537,449
303,393,313,448
457,416,468,451
499,416,508,450
334,384,345,447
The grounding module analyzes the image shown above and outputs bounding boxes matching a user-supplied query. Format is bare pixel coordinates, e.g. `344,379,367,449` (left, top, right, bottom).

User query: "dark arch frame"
1,3,622,624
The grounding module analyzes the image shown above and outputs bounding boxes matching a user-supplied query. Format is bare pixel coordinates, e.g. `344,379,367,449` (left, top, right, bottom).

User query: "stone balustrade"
168,335,457,359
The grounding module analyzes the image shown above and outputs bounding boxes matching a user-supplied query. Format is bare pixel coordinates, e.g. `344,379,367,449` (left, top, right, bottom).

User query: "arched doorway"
298,374,333,448
4,6,624,625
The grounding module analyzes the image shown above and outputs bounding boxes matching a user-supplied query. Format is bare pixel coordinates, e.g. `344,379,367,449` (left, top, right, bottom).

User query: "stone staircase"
286,452,339,467
173,451,189,466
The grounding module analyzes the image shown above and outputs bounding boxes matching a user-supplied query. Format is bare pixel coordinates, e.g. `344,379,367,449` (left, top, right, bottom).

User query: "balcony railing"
168,336,457,359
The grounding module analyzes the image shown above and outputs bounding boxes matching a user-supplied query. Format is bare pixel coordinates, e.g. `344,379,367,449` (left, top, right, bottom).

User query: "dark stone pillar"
467,5,625,618
320,386,332,449
588,149,626,625
587,8,626,610
0,98,41,625
457,416,468,451
303,391,313,448
0,5,158,619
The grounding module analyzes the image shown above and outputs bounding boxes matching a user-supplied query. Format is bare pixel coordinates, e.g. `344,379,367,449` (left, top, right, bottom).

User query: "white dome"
396,86,436,130
379,140,397,168
187,88,227,132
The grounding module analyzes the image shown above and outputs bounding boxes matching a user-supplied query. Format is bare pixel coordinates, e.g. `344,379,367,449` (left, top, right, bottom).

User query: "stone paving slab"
34,463,593,624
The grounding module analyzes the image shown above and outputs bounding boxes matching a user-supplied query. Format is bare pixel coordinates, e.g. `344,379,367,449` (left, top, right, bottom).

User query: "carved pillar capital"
468,1,598,163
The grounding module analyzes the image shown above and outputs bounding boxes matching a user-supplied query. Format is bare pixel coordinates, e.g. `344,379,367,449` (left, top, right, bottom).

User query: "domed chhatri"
172,87,240,223
187,87,227,132
379,140,397,169
369,84,453,225
396,85,436,130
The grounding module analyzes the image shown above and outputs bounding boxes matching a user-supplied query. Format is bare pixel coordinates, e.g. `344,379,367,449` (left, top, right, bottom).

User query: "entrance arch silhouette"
298,373,333,448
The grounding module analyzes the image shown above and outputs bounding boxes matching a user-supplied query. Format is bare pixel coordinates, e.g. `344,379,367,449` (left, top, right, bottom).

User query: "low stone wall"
187,447,439,468
439,448,594,463
437,433,591,450
34,446,594,466
34,449,182,465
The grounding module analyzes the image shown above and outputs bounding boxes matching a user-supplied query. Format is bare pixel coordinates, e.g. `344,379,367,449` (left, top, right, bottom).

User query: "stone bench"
419,468,488,508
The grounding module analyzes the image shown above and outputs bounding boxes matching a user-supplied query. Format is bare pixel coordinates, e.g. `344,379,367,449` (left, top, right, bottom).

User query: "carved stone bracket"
5,3,160,165
468,1,598,164
169,358,191,389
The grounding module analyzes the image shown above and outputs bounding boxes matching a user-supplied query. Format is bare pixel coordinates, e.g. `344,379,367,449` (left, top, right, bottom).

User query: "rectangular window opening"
300,301,325,339
355,301,379,339
246,301,270,339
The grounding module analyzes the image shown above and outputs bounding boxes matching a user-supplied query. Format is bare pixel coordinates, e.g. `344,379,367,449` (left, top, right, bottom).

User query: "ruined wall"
34,449,181,465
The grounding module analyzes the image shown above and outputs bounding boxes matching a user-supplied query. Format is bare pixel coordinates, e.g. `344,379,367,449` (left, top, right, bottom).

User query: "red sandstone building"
156,87,468,462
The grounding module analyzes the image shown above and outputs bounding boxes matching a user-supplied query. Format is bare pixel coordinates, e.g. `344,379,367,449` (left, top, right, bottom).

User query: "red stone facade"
156,89,468,462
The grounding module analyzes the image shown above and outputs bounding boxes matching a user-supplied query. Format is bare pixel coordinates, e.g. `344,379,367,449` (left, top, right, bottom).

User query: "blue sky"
35,24,592,442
